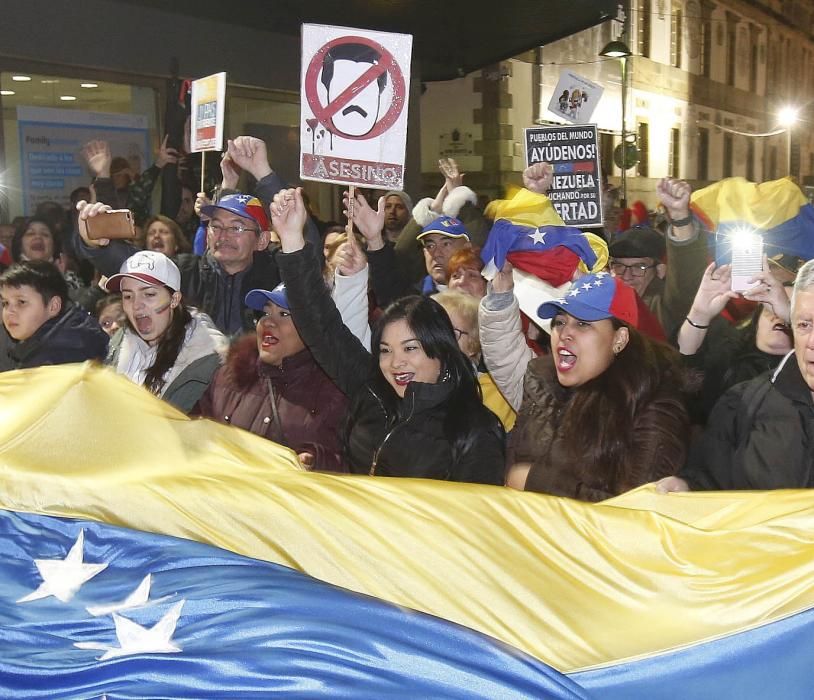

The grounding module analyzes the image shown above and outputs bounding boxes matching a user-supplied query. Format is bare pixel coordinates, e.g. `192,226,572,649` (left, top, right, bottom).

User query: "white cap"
104,251,182,293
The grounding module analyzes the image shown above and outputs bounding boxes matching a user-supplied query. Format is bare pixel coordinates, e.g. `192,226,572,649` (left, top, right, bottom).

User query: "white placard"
300,24,413,189
190,72,226,152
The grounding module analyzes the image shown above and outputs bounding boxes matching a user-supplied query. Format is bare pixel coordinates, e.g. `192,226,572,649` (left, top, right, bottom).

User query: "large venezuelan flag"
2,364,814,698
691,176,814,261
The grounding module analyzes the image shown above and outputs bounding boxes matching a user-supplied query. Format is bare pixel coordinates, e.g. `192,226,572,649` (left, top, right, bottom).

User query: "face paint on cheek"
153,301,172,315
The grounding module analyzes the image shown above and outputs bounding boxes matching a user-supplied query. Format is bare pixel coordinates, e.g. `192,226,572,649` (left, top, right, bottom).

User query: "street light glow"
778,106,799,127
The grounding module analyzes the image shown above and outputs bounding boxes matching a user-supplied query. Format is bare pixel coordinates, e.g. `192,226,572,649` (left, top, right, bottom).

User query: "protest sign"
525,125,603,228
300,24,412,189
190,72,226,152
16,106,148,215
547,70,604,124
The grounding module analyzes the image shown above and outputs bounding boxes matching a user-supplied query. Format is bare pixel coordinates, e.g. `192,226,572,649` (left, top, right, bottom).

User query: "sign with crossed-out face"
300,24,413,189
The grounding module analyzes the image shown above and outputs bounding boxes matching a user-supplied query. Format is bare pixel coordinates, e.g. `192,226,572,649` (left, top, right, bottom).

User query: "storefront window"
0,71,158,218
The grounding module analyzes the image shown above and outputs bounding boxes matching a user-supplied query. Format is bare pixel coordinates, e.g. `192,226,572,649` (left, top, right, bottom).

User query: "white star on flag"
581,283,593,290
87,574,157,617
17,531,107,604
568,289,581,297
595,271,609,278
75,600,185,660
554,298,568,305
235,194,252,203
527,230,547,245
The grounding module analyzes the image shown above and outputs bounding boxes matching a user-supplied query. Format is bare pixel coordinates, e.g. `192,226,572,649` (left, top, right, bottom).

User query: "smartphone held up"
729,229,764,293
85,209,136,241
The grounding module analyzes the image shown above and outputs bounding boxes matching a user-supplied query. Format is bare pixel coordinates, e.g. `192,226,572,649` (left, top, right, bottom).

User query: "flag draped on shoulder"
690,176,814,261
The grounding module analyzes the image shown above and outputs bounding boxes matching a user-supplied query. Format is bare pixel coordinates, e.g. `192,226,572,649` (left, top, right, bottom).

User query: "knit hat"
383,190,413,212
104,251,181,293
537,272,638,326
609,226,666,260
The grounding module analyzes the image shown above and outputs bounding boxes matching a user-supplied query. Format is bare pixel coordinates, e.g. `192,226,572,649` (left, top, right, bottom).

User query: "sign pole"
345,184,356,245
200,152,206,195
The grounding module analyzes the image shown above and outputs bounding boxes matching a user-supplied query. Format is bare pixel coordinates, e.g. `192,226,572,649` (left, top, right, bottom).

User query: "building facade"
419,0,814,208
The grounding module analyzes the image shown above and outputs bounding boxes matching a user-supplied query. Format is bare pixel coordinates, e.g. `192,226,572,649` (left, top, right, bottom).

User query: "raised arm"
478,263,534,411
227,136,322,255
271,188,372,397
73,200,138,277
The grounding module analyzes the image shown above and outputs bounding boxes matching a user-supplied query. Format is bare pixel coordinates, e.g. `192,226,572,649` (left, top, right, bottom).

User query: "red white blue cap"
201,193,269,232
245,283,289,311
416,216,470,241
104,251,181,293
537,272,638,326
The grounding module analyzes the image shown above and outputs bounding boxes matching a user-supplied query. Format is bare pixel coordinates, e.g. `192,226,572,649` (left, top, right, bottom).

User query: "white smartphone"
730,231,763,292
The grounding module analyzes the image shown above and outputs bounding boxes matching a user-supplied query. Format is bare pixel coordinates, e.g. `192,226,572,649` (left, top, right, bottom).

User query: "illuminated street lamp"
600,40,633,207
778,106,799,177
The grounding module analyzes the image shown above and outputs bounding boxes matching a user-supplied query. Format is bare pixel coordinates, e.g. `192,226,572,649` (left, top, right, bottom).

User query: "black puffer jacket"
682,352,814,490
277,244,504,484
0,302,108,371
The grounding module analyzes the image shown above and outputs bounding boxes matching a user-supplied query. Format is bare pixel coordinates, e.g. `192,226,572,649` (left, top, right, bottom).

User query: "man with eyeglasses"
609,177,709,339
75,136,320,336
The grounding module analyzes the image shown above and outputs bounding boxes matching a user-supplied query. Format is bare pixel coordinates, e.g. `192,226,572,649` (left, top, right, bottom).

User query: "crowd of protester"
3,130,814,497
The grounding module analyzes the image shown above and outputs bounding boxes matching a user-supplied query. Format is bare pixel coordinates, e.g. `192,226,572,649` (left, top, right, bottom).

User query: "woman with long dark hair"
507,273,689,500
103,250,226,413
269,187,504,483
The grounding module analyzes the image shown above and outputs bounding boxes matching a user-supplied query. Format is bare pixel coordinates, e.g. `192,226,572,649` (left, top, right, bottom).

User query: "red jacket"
197,335,348,472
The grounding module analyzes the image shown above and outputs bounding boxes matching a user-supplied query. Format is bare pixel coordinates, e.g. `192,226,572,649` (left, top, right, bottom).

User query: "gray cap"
383,190,413,211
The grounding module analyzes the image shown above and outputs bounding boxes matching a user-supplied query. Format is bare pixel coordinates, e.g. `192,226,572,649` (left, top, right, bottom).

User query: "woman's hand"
76,200,113,247
655,476,690,493
439,157,464,192
334,240,367,277
742,256,791,323
269,187,307,253
688,262,738,326
491,261,515,294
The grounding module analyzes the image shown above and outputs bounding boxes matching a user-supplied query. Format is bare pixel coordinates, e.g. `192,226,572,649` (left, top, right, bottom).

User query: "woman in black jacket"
271,187,504,484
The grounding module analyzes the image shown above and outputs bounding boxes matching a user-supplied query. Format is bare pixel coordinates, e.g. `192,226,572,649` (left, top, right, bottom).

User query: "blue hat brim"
416,230,470,241
537,298,612,322
245,289,289,311
200,202,260,226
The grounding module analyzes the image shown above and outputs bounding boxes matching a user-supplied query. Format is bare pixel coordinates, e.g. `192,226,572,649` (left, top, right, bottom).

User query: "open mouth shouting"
556,346,577,372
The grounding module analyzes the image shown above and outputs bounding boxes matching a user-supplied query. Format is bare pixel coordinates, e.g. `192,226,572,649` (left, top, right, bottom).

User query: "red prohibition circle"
304,35,406,141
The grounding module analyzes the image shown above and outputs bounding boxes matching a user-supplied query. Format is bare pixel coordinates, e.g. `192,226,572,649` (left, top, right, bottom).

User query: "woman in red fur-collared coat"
197,284,348,472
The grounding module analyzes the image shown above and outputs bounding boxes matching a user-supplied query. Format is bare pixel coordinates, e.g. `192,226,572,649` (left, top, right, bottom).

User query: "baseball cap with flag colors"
537,272,638,327
200,193,269,232
103,251,181,293
417,216,470,242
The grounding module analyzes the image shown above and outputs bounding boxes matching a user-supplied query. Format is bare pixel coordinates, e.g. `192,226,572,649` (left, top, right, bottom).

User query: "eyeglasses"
609,261,658,278
207,222,259,237
453,328,469,340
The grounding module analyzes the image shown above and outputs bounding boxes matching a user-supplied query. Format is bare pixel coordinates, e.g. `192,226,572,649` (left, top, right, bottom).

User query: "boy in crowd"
0,260,108,371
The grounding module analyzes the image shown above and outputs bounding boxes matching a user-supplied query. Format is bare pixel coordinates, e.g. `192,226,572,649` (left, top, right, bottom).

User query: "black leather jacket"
277,244,504,484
